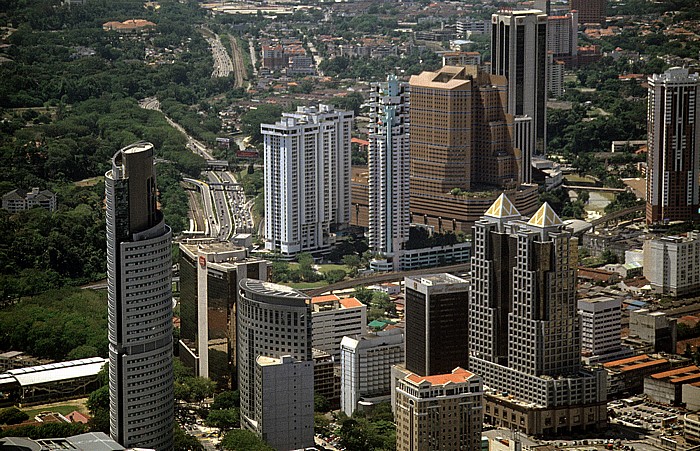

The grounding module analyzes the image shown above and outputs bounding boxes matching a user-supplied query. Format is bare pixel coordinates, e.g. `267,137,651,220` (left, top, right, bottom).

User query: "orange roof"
670,373,700,384
622,359,668,372
351,137,369,146
406,367,474,386
652,365,699,379
339,297,363,309
604,354,648,368
311,294,340,304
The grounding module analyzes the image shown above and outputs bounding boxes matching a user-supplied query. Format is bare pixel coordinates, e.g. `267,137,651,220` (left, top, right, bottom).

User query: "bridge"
590,204,645,228
562,184,628,193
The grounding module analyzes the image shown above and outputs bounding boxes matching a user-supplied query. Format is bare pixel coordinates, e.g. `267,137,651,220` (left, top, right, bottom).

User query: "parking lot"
608,399,683,435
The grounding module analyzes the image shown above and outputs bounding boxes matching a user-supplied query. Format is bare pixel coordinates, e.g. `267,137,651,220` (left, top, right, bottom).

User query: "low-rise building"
686,413,700,443
2,188,56,213
645,365,700,405
629,309,677,354
603,354,676,397
310,295,366,360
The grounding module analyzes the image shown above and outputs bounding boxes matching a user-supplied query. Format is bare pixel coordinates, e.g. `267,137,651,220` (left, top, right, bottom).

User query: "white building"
255,355,314,450
262,105,353,257
578,296,632,364
644,232,700,296
548,55,565,98
368,76,410,272
340,328,404,416
310,294,366,360
547,11,578,62
237,279,313,448
105,142,174,450
491,10,548,154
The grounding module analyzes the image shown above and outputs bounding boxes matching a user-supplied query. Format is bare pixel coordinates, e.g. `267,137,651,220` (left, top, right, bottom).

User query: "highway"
201,27,234,78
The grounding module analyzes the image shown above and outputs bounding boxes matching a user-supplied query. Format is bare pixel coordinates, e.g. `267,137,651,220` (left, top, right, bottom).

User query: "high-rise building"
368,76,410,272
340,329,404,416
394,368,483,451
105,142,173,450
403,274,469,376
644,232,700,296
491,10,548,154
262,104,353,257
408,65,538,232
547,11,578,67
548,54,566,97
578,296,632,364
237,279,314,449
310,294,366,360
178,240,269,385
646,68,700,225
571,0,607,25
469,194,607,436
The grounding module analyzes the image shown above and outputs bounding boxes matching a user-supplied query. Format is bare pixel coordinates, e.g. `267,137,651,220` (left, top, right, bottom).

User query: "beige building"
395,367,482,451
644,232,700,297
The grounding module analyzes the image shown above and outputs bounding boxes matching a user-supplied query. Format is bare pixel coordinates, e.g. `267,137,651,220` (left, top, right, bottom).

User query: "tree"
221,429,274,450
173,423,204,451
325,269,346,284
211,390,240,410
241,105,283,144
315,393,331,413
206,408,239,429
0,406,29,425
343,254,362,276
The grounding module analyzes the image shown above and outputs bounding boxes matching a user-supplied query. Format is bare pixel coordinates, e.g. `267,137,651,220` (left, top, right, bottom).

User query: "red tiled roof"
604,354,649,368
406,367,475,386
651,365,699,379
311,294,340,304
339,297,363,309
622,359,668,372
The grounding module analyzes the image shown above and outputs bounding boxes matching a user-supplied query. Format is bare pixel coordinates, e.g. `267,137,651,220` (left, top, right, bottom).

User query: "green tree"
0,406,29,425
211,390,240,410
206,408,239,429
173,423,204,451
241,105,283,144
325,269,346,284
343,254,362,276
221,429,274,450
315,393,331,413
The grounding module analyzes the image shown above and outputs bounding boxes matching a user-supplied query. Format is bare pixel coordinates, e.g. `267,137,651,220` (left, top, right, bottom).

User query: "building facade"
2,188,57,213
491,10,548,154
643,232,700,296
468,195,607,436
570,0,606,25
547,11,578,67
178,241,269,386
578,296,631,364
310,295,366,360
262,105,353,257
394,368,483,451
105,142,173,450
646,68,700,225
340,329,404,416
368,76,410,272
628,309,678,354
404,274,469,376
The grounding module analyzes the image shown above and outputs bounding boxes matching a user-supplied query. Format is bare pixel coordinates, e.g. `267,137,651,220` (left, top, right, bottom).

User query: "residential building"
643,232,700,296
255,355,314,450
570,0,606,25
404,274,469,376
548,55,565,98
368,76,410,272
409,65,538,233
442,51,481,67
310,294,366,360
628,309,678,354
262,105,353,257
578,296,632,364
105,142,173,450
547,11,578,67
237,279,313,449
2,187,56,213
491,10,548,154
340,329,404,416
394,368,483,451
646,68,700,225
469,195,607,435
457,18,491,36
178,240,270,385
313,349,339,407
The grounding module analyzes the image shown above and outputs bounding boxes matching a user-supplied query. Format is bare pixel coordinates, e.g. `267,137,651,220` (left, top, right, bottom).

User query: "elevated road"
590,204,645,228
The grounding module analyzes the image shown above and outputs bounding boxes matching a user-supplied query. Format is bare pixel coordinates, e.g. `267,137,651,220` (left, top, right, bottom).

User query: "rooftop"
484,193,521,219
527,202,563,228
4,357,107,387
240,278,308,299
405,367,477,386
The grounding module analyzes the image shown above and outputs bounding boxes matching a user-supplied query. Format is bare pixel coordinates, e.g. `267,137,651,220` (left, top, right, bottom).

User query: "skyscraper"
468,195,607,435
491,10,548,154
105,142,173,450
368,75,410,272
262,105,353,257
403,274,469,376
646,67,700,225
237,279,314,449
570,0,607,25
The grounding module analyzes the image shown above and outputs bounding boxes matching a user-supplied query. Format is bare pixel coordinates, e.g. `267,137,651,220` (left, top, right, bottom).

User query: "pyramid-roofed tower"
527,202,563,228
484,193,521,219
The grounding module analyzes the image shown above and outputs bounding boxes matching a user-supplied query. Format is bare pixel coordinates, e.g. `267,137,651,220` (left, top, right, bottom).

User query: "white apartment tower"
310,294,367,360
468,194,607,435
237,279,314,449
646,68,700,225
105,142,173,450
491,10,548,154
578,296,631,364
262,105,353,257
368,75,410,272
340,328,404,416
644,232,700,296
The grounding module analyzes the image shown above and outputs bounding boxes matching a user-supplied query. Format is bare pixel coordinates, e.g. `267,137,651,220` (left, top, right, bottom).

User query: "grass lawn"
287,281,329,290
23,402,87,418
316,264,350,274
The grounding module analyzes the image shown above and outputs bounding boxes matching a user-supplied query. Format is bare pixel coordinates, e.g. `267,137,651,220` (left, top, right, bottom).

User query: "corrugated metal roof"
5,357,107,387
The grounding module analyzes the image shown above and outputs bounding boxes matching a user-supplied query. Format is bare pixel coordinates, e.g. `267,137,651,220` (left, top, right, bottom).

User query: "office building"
547,11,578,67
469,195,607,436
644,232,700,296
255,355,314,450
628,309,678,354
408,65,538,232
646,67,700,225
178,240,269,385
578,296,632,364
404,274,469,376
571,0,606,25
394,367,483,451
262,105,353,257
237,279,313,449
368,76,410,272
313,348,340,406
340,329,404,416
310,294,366,360
105,142,173,450
491,10,548,154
